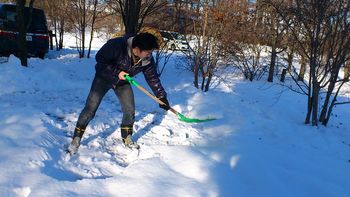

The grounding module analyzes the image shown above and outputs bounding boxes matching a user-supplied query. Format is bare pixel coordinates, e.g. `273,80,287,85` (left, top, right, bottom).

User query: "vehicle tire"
0,53,10,57
37,53,45,59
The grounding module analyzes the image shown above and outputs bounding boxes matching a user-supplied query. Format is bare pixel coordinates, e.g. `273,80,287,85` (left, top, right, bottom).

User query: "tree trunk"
309,48,319,126
16,0,28,67
305,56,313,124
267,44,277,82
280,68,287,82
80,2,86,58
311,80,319,126
204,71,213,92
319,81,335,124
193,58,200,89
87,30,93,58
87,0,98,58
59,20,64,49
305,77,320,126
287,49,294,71
304,95,312,124
53,19,58,50
322,94,338,126
298,54,306,81
122,0,140,34
320,62,343,124
344,61,350,81
200,66,205,91
201,76,205,91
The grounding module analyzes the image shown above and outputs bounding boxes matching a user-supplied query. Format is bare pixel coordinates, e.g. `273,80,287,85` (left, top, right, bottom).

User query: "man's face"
139,50,153,59
133,47,153,59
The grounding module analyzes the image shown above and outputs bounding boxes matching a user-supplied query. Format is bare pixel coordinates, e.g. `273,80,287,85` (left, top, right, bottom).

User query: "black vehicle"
0,4,49,58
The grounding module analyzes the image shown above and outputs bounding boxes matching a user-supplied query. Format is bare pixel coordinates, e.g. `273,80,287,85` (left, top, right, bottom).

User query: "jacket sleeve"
95,39,123,83
142,57,167,98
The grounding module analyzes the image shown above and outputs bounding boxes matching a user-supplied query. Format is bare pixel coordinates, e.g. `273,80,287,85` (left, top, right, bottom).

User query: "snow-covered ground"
0,38,350,197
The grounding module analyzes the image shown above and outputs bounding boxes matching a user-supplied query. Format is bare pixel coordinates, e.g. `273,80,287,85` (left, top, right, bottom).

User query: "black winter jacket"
95,35,167,98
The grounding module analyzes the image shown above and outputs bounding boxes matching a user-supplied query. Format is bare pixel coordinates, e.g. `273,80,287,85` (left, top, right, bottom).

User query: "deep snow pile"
0,47,350,197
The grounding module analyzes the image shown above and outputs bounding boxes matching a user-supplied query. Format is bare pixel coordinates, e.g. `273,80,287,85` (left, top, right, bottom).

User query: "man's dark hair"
132,33,159,51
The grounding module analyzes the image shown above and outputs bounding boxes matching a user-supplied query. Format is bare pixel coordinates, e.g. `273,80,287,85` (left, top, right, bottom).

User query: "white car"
160,31,189,51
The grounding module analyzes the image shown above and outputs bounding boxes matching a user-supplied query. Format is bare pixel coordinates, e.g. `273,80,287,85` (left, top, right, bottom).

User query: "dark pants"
76,75,135,130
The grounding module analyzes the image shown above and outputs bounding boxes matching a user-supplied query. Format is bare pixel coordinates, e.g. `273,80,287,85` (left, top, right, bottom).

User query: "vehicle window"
6,10,16,22
161,32,172,40
171,32,186,41
29,10,47,32
171,33,178,39
1,5,47,32
1,6,17,29
178,34,186,40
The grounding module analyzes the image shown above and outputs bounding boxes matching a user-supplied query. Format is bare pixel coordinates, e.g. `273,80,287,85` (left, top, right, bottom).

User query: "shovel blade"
177,113,216,123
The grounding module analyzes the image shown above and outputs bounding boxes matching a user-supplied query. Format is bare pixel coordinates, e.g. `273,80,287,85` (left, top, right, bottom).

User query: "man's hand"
118,71,129,80
159,97,170,111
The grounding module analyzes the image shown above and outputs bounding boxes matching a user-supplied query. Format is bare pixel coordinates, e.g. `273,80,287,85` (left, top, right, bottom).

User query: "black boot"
121,125,139,149
67,126,85,154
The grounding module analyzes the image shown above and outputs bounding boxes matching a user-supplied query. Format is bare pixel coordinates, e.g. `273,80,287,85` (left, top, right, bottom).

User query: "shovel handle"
125,75,216,123
125,75,178,115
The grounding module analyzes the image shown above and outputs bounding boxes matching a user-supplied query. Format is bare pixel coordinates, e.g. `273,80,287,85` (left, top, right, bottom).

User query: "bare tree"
87,0,107,58
258,0,288,82
217,0,267,82
178,0,226,91
35,0,69,50
107,0,167,34
156,0,195,32
65,0,87,58
65,0,108,58
277,0,350,126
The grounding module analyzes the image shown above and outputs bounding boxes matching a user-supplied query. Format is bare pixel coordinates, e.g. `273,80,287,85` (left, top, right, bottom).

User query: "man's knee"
81,104,97,120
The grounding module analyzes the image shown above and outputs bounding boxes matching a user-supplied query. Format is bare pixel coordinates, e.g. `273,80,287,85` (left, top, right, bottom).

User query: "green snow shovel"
125,75,216,123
